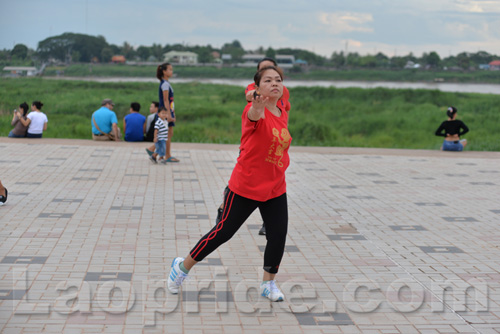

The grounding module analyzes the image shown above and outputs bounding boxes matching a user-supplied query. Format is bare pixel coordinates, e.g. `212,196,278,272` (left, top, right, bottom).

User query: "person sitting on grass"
435,106,469,151
9,102,30,138
91,99,120,141
124,102,146,142
18,101,48,138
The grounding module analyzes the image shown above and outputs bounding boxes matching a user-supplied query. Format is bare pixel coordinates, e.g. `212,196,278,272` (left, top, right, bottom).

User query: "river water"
51,76,500,95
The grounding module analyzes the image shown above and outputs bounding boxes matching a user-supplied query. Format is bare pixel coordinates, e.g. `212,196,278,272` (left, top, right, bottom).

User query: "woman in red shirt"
168,66,292,302
217,57,291,236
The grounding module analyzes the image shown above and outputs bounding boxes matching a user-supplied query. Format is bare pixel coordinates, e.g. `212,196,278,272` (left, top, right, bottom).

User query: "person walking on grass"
150,107,175,164
168,66,292,302
157,63,179,162
435,106,469,151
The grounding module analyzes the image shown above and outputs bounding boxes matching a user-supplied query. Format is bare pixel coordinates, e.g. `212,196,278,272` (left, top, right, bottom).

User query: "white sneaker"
168,257,188,294
260,280,284,302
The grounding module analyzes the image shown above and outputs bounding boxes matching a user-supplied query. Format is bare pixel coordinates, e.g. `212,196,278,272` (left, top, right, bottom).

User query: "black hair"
257,57,277,69
152,101,160,109
32,101,43,110
254,65,284,86
158,107,168,112
19,102,29,116
156,62,171,81
446,106,457,118
130,102,141,112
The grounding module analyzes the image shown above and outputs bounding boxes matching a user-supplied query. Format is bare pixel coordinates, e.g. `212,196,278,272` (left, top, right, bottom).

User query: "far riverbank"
45,76,500,95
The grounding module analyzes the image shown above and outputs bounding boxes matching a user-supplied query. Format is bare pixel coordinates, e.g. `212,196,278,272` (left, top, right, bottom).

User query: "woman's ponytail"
446,106,457,118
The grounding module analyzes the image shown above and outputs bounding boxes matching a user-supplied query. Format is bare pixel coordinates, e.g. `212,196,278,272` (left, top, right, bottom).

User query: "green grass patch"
1,77,499,151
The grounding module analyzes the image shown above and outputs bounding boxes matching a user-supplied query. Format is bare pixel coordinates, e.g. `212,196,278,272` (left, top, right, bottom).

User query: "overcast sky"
1,0,499,58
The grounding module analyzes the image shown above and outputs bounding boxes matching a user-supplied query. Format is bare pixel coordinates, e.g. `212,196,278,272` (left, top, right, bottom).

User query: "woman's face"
256,69,283,98
31,104,36,111
164,65,173,78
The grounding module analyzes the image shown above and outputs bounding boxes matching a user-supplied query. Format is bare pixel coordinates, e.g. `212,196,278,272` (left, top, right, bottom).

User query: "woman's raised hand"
250,94,269,120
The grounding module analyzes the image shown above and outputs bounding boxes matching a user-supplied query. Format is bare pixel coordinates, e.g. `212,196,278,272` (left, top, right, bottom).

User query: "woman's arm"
166,113,175,123
247,96,268,121
43,122,47,131
435,122,446,137
19,116,30,127
163,90,170,112
459,121,469,137
11,114,19,126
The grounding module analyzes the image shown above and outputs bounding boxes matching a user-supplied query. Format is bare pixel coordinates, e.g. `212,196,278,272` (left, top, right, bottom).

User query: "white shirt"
27,111,48,134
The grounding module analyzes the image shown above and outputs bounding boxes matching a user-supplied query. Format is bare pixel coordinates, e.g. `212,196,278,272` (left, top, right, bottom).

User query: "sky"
1,0,500,58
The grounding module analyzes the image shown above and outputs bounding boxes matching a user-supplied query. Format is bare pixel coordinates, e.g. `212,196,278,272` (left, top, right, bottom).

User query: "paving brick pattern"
1,138,500,333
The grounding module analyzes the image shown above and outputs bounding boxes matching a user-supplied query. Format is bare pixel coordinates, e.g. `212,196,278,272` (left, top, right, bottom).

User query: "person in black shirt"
435,106,469,151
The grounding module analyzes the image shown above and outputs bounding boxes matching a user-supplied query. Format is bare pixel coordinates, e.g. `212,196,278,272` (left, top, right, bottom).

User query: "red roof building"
111,55,126,64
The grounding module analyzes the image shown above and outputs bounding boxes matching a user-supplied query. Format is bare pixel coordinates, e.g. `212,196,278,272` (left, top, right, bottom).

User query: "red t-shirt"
246,83,291,112
228,103,292,202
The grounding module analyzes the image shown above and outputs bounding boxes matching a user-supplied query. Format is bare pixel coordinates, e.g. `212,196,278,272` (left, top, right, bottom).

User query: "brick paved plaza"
1,138,499,333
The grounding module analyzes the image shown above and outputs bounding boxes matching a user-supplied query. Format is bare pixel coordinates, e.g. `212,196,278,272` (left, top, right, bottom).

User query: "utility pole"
344,40,348,67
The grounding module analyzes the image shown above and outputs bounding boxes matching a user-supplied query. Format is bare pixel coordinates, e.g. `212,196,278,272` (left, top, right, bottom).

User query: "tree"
359,55,377,68
151,43,164,62
11,44,28,60
425,51,441,68
456,52,471,70
101,48,113,63
374,52,389,68
120,42,135,60
276,48,326,66
265,47,276,59
197,47,213,63
221,40,245,62
136,46,150,61
331,51,345,68
346,52,361,67
37,33,109,63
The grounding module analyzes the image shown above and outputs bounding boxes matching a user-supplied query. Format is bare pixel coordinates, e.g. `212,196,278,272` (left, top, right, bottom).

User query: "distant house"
241,54,295,68
404,61,421,69
489,60,500,70
3,66,38,76
221,54,232,63
163,51,198,64
112,55,126,64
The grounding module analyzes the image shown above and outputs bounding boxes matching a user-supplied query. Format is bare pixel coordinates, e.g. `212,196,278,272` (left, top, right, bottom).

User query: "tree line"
1,32,499,71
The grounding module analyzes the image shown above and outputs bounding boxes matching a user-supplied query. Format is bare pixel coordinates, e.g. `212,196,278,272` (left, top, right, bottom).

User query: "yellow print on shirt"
265,128,291,167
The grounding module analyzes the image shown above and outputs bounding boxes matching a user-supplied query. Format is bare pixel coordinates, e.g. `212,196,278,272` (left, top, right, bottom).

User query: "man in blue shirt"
91,98,120,141
124,102,146,142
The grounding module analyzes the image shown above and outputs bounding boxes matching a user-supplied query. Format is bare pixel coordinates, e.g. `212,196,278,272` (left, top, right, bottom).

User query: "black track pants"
190,188,288,274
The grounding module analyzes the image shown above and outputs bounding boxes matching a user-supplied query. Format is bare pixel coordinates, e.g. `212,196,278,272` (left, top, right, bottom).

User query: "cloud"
454,0,500,13
319,12,374,34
